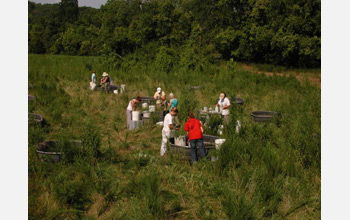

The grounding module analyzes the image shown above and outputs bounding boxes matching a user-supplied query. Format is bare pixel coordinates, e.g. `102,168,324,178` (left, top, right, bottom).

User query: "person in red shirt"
184,112,205,162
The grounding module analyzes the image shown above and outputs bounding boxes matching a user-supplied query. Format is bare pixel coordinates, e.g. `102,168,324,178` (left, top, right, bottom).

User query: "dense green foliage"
28,0,320,67
29,54,320,219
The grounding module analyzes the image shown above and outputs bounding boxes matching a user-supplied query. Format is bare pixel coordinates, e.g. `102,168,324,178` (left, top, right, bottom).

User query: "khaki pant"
223,115,229,123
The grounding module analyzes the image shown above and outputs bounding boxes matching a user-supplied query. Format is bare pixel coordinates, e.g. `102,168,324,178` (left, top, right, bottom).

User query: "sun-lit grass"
29,54,320,220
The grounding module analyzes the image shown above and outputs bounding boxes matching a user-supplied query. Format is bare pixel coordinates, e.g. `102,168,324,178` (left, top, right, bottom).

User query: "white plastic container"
120,84,126,93
236,120,241,133
215,139,226,150
142,103,148,109
132,111,140,121
175,136,186,146
89,82,96,90
215,106,219,112
113,90,118,94
149,105,155,112
156,121,163,126
143,111,151,118
203,107,208,111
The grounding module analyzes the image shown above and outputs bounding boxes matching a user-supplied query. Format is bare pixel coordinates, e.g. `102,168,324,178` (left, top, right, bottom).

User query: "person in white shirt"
160,107,179,156
126,96,141,128
216,92,231,123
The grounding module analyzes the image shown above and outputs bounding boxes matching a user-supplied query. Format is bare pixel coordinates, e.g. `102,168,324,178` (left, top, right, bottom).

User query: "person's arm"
154,92,158,100
224,98,231,109
161,92,166,100
131,100,135,111
168,99,172,107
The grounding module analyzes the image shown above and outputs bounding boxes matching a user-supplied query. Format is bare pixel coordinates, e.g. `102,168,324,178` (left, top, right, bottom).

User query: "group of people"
125,87,179,129
160,92,231,163
90,71,113,92
98,79,232,163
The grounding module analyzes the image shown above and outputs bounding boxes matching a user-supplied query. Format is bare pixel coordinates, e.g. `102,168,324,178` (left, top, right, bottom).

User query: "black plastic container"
251,111,278,122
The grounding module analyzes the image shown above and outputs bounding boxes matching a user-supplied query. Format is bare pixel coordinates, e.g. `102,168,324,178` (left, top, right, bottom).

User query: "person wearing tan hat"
100,72,111,93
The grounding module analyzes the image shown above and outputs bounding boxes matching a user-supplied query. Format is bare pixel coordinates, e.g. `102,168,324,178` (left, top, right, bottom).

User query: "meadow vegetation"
29,54,320,219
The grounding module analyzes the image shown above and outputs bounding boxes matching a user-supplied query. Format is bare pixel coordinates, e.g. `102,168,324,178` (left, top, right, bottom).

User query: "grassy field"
28,54,320,219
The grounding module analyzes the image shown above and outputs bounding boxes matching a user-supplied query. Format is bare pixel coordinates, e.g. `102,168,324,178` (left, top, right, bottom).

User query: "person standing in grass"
100,72,111,92
168,93,178,112
90,70,97,90
160,107,179,156
168,92,179,124
126,96,141,129
216,92,231,123
154,87,166,108
184,112,205,162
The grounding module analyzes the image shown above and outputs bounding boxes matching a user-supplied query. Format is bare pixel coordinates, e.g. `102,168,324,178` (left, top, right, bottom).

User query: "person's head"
92,70,96,73
187,112,195,119
135,96,141,103
102,72,108,77
157,87,162,93
169,93,174,99
170,107,178,116
219,92,226,100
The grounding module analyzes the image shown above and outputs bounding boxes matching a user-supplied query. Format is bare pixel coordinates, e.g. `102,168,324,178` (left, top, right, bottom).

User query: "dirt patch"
239,64,321,88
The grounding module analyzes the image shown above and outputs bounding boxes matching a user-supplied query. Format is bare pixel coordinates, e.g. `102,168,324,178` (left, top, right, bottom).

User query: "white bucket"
89,82,96,90
203,106,208,111
215,139,226,150
156,121,163,126
113,90,118,94
175,136,186,146
143,111,151,118
236,120,241,133
149,105,155,112
120,84,126,93
132,111,140,121
215,106,219,112
142,103,148,109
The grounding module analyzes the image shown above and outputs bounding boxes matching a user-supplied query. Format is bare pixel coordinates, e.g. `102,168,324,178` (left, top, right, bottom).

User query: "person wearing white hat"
154,87,166,107
100,72,111,93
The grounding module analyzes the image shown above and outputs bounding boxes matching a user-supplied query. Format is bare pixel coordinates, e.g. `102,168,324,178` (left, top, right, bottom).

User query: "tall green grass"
28,54,320,219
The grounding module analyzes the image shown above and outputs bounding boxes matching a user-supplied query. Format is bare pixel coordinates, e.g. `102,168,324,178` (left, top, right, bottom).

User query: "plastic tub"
169,134,220,161
143,111,151,118
142,103,148,109
36,140,82,162
251,111,278,122
234,97,244,105
215,139,226,150
28,113,43,124
28,95,35,101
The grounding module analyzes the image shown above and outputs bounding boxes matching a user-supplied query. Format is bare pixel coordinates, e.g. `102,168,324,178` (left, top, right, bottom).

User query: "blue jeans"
190,138,205,162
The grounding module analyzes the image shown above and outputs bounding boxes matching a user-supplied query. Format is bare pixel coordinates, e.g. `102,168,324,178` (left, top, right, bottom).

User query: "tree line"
28,0,320,68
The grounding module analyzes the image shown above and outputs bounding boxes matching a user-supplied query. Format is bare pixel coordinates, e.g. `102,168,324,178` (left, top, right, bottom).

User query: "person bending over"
184,112,205,163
